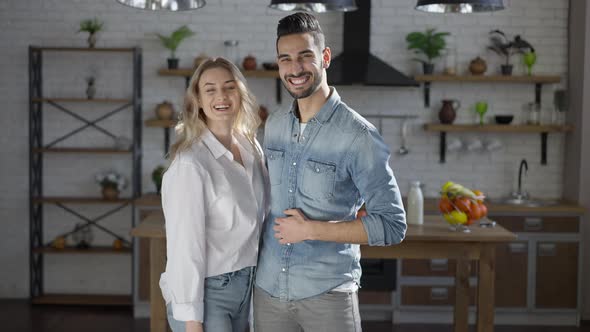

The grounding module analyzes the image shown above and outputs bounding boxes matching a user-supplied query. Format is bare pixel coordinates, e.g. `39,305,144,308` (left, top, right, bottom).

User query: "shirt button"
282,268,286,272
289,189,293,193
287,243,291,246
316,168,320,172
292,162,297,166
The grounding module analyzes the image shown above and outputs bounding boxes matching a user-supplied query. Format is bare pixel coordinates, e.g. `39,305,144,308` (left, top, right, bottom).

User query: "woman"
159,57,269,332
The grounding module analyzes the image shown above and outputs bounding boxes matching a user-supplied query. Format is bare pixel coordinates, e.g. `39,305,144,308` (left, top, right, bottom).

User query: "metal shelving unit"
28,46,142,305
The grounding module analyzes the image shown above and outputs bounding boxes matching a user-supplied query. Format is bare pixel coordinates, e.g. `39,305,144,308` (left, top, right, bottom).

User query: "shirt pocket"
301,159,336,200
265,148,285,186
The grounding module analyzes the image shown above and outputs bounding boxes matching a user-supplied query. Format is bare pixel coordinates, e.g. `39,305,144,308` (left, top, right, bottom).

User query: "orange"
438,197,453,213
478,203,488,217
454,197,472,213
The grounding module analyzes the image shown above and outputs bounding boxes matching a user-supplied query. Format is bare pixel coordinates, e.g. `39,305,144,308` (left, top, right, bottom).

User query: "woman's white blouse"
159,129,269,322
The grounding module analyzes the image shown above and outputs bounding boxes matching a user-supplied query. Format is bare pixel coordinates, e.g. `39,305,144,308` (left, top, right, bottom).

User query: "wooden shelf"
33,197,133,204
424,124,573,133
32,97,132,103
145,118,177,128
31,294,133,306
135,193,162,207
32,47,136,53
33,246,132,254
415,74,560,84
158,68,279,78
414,74,561,107
33,148,132,154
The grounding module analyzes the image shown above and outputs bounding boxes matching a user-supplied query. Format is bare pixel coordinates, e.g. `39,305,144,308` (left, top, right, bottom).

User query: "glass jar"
223,40,240,66
524,102,541,125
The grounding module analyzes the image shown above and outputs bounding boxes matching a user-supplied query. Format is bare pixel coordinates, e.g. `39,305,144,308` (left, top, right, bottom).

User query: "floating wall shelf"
414,75,561,107
423,123,573,165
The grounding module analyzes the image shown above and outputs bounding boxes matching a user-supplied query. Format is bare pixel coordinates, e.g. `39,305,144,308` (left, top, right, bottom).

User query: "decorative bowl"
494,115,514,125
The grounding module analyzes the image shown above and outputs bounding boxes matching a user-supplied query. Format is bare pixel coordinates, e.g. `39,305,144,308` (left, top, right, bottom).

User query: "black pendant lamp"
269,0,357,13
415,0,504,13
116,0,206,11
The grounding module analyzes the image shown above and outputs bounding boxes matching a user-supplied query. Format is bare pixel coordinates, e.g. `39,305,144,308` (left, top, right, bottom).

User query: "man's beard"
284,71,322,100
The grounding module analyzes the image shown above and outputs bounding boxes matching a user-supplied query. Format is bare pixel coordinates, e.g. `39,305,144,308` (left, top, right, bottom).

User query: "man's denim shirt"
255,88,407,302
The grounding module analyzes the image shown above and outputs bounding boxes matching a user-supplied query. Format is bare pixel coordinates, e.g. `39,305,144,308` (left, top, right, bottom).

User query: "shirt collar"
288,87,340,125
201,128,233,160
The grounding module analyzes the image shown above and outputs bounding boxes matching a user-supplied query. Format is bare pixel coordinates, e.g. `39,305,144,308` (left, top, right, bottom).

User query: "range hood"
327,0,419,86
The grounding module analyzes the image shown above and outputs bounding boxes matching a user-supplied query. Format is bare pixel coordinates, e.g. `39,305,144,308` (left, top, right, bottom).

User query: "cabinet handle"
430,287,449,301
538,243,557,256
508,243,527,253
429,259,448,272
524,217,543,231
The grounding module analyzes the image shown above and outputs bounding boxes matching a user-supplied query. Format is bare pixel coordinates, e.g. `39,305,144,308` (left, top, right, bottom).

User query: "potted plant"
152,165,166,194
488,30,534,76
406,28,450,74
95,170,127,200
78,18,104,48
157,25,195,69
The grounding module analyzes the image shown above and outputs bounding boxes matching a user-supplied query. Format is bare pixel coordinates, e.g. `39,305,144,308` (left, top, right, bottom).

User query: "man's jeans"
253,286,362,332
166,266,255,332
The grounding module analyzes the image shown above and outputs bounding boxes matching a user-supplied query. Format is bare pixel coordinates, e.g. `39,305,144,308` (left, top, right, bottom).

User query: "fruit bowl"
439,181,488,233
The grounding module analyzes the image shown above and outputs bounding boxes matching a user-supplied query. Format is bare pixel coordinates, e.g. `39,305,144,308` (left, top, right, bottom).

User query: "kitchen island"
131,211,516,332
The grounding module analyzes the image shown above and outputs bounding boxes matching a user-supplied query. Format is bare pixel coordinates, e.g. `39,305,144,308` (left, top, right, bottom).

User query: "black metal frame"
28,46,142,302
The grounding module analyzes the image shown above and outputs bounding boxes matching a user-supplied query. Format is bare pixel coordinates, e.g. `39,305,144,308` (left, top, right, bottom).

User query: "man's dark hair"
276,12,325,51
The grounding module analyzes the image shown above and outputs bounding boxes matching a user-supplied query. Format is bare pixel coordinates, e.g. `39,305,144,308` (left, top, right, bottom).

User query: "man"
254,12,407,332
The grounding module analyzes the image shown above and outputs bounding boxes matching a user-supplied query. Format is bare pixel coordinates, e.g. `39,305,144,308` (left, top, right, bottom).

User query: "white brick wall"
0,0,569,297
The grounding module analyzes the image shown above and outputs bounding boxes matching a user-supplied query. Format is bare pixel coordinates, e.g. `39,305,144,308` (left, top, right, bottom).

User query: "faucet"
516,159,529,199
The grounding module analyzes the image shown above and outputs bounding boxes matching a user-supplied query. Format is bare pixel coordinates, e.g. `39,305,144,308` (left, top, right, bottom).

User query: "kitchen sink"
489,197,560,207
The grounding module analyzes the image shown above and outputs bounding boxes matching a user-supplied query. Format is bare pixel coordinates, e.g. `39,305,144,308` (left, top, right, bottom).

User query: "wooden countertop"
131,212,516,244
135,193,585,215
423,198,585,215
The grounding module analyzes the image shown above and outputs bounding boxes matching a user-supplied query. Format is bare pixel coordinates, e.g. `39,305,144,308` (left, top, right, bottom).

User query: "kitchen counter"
135,193,585,215
132,213,516,332
423,198,586,216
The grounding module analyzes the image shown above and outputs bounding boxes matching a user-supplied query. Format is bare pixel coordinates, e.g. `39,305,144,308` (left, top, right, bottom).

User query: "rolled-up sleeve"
161,160,208,322
349,127,407,246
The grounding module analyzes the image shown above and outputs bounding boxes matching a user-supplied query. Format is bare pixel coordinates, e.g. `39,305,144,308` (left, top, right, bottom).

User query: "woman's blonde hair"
168,57,260,161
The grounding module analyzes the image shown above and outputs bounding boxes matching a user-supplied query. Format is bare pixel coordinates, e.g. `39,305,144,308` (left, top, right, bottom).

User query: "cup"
466,138,484,152
446,138,463,152
475,101,488,125
485,138,503,152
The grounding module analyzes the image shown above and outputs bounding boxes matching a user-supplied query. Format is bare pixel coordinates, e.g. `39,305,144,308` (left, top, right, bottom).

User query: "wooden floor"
1,300,589,332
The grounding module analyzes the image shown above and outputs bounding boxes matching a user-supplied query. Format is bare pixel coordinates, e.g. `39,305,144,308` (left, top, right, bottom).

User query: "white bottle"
407,181,424,225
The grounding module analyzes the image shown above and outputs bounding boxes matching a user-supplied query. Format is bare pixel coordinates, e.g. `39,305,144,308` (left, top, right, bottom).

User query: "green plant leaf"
157,25,195,56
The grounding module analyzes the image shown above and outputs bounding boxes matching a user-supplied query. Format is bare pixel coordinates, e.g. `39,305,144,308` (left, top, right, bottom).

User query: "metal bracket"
440,131,446,163
541,132,548,165
423,81,431,107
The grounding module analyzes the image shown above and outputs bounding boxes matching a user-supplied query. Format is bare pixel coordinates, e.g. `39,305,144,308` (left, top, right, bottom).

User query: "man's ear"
322,47,331,68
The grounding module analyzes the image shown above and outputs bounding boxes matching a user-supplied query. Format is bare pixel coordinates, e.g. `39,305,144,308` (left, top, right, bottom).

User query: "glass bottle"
223,40,240,66
407,181,424,225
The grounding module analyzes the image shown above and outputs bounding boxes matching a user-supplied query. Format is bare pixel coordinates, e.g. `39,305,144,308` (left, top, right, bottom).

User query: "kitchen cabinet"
494,241,528,308
390,209,582,325
401,285,476,306
535,241,579,309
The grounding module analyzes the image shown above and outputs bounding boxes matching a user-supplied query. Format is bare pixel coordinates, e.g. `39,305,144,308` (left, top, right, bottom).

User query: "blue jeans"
166,266,255,332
